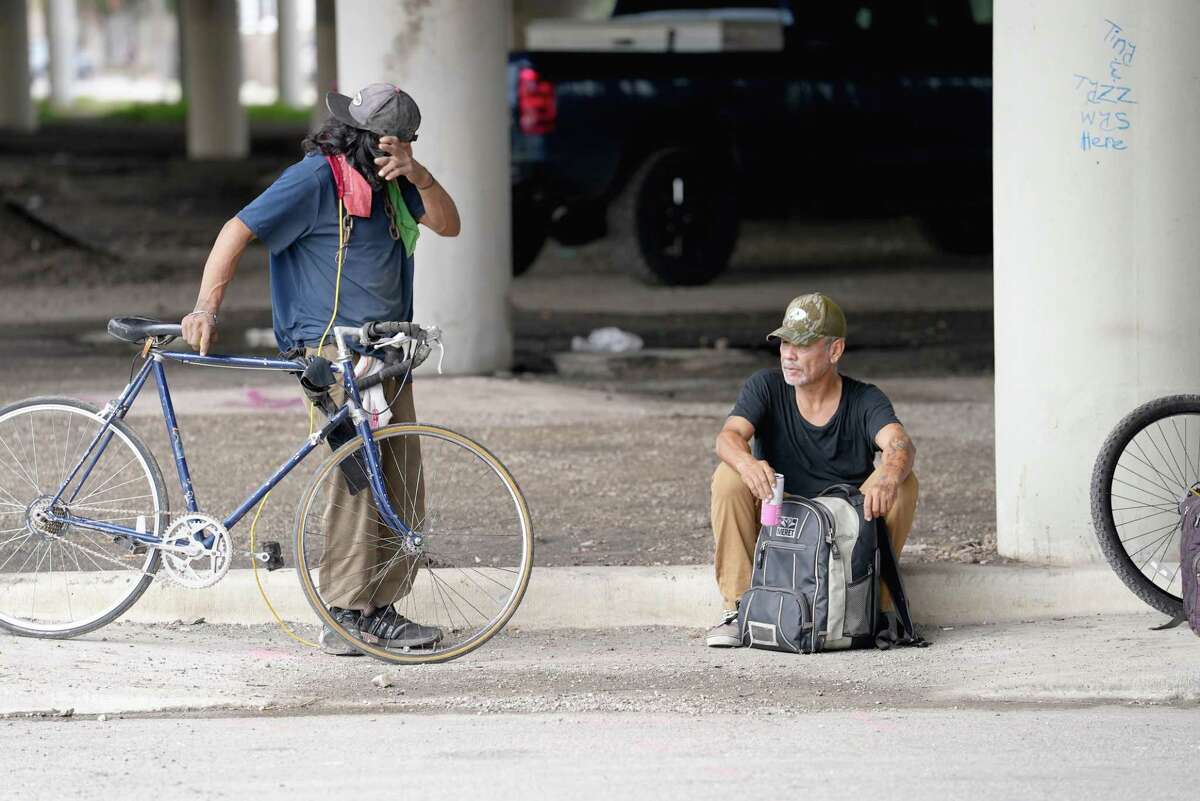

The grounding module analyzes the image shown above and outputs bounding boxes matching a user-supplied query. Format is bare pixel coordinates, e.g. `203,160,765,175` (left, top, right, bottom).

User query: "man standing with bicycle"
181,83,461,655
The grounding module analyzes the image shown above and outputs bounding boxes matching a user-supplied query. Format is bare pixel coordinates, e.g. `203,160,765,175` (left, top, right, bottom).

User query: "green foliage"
37,99,311,125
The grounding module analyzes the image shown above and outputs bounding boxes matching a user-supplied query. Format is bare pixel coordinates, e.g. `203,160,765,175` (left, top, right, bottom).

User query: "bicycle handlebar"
363,321,425,339
349,321,443,391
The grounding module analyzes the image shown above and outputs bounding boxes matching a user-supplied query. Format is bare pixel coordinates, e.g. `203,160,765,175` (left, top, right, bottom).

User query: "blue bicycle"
0,317,533,664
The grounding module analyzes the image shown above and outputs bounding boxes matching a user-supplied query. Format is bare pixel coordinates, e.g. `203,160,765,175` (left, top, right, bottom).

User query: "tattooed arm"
862,423,916,521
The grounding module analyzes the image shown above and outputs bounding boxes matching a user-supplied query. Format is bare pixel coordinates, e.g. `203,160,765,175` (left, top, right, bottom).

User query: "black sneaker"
319,607,365,656
359,606,443,649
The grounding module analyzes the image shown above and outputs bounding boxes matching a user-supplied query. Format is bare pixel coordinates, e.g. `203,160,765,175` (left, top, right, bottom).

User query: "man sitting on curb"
707,292,918,647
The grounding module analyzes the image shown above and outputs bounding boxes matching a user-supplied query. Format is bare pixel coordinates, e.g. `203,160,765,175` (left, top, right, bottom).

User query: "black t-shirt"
729,369,900,498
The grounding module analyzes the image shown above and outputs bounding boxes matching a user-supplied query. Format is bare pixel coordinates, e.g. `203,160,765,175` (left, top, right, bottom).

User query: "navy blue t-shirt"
730,370,900,497
236,154,425,353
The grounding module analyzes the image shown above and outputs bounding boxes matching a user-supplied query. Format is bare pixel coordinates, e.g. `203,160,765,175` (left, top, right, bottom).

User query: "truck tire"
613,147,739,286
512,187,549,277
920,200,992,255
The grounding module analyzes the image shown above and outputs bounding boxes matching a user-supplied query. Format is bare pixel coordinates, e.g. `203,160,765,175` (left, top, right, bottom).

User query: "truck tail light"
518,67,557,135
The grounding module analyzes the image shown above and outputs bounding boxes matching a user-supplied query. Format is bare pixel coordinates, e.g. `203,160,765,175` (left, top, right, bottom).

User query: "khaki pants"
307,346,424,611
710,463,918,611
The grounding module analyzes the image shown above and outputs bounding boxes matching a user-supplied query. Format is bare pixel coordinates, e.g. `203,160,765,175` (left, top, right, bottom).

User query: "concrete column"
994,1,1200,563
45,0,77,110
309,0,336,129
0,0,35,132
335,0,512,374
276,0,305,107
179,0,247,159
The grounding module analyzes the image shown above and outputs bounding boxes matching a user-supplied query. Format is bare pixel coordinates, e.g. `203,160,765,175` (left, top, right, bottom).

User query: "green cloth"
386,180,420,257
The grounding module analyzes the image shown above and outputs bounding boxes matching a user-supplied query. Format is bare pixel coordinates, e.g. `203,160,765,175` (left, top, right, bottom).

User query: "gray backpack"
737,485,924,653
1181,495,1200,636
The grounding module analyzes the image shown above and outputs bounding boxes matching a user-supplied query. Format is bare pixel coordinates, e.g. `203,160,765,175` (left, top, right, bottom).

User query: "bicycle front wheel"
0,397,166,637
295,423,534,664
1090,395,1199,617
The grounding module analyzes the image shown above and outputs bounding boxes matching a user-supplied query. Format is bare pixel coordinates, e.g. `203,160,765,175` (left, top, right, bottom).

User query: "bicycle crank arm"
248,541,285,571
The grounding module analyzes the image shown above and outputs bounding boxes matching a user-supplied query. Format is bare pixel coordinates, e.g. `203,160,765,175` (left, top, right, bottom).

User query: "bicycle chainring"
159,513,233,589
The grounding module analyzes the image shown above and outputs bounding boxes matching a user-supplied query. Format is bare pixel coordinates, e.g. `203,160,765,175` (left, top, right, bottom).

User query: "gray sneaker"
319,607,365,656
706,609,742,648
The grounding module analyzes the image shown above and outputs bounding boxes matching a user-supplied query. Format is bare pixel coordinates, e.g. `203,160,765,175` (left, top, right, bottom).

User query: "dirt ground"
0,135,998,568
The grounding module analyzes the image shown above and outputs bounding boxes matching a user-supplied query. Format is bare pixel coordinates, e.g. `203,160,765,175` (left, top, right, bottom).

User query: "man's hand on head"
376,136,431,186
737,459,779,502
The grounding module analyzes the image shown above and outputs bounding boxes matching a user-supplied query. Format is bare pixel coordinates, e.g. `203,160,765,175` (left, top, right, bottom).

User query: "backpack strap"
875,519,928,649
819,483,928,649
1150,614,1186,631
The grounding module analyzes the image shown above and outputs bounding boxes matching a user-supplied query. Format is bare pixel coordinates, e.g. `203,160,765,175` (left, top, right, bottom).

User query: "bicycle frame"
42,346,415,548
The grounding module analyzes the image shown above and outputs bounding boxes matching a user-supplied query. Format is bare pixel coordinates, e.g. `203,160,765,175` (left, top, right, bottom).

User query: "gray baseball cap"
326,82,422,141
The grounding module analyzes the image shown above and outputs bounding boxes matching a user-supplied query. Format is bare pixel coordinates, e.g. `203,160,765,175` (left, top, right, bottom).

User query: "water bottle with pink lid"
760,473,786,527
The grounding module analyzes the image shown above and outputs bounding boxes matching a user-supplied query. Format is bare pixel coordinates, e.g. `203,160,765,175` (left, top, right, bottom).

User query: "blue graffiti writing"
1075,20,1137,154
1103,19,1136,68
1072,75,1137,105
1079,111,1131,131
1080,131,1127,151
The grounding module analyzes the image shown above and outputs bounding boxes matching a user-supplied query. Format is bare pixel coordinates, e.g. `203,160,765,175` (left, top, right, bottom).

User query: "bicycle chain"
45,534,155,575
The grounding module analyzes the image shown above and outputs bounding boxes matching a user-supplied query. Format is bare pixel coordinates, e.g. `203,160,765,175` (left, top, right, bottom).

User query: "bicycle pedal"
112,535,147,555
253,541,285,571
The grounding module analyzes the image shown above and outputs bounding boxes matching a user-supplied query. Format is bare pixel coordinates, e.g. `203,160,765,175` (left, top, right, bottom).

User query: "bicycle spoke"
1110,502,1177,512
1151,421,1191,493
1114,459,1185,503
29,414,40,491
1119,518,1183,545
1128,521,1180,561
1137,521,1179,577
0,403,160,635
1135,432,1187,496
1128,438,1186,498
0,431,40,493
1114,508,1177,528
299,426,530,662
1171,417,1195,489
1109,477,1178,507
58,413,74,492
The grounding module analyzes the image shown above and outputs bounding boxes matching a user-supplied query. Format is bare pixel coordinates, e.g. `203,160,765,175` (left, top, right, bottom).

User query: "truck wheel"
615,147,739,286
920,201,992,255
512,187,549,277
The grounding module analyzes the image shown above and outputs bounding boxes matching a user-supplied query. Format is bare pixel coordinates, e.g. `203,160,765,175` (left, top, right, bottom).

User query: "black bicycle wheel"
1090,395,1198,617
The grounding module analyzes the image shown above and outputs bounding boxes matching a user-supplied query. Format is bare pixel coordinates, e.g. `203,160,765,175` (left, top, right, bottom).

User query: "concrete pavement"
1,708,1196,801
1,615,1196,719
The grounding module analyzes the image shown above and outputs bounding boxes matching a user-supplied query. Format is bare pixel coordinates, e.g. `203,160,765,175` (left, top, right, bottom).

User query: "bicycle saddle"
107,316,184,344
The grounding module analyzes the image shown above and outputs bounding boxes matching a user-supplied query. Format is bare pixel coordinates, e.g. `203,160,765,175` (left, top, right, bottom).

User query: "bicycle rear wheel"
1090,395,1198,617
294,423,534,664
0,397,165,637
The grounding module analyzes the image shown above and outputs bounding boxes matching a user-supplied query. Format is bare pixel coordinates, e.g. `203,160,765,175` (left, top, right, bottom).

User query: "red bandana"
325,154,373,218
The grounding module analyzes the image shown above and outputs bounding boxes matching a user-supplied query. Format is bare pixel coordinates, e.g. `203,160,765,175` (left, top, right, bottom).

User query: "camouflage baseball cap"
326,82,422,141
767,293,847,346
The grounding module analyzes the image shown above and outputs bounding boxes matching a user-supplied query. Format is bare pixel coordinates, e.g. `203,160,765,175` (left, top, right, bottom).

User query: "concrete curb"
110,563,1152,629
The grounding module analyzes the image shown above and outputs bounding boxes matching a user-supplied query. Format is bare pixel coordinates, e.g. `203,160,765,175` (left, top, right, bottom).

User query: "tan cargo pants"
307,345,424,611
710,463,918,611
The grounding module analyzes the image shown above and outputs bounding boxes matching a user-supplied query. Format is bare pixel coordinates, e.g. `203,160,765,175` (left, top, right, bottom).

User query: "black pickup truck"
509,0,992,285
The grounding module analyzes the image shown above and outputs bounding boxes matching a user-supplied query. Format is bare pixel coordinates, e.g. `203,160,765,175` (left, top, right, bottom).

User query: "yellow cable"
249,493,318,648
249,197,350,649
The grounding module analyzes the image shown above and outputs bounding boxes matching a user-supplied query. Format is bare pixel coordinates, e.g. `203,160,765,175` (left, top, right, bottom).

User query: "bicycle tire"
294,423,534,664
1090,394,1198,617
0,396,166,638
